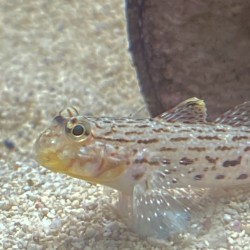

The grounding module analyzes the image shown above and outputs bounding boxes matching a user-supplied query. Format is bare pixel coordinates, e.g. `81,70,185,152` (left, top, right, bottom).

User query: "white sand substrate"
0,1,250,249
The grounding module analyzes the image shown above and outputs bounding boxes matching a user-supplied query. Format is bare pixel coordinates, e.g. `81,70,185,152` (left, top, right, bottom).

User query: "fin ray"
215,101,250,127
132,185,191,239
131,165,210,239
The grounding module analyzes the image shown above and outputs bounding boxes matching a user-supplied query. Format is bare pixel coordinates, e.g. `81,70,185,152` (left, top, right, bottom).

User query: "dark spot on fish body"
148,160,160,166
179,157,195,165
116,124,130,128
244,146,250,152
94,136,135,143
133,158,160,166
134,158,148,164
115,138,136,143
188,147,206,152
159,147,177,152
170,137,189,142
223,157,242,167
197,136,221,140
215,128,227,132
194,174,203,180
135,124,151,128
152,128,171,133
216,174,225,180
205,156,218,164
133,172,145,180
232,136,248,142
168,168,177,173
178,129,192,133
173,124,181,128
137,138,159,144
188,167,196,174
124,130,144,135
162,159,171,165
237,174,248,180
191,128,203,133
215,146,236,151
132,148,138,154
203,167,209,172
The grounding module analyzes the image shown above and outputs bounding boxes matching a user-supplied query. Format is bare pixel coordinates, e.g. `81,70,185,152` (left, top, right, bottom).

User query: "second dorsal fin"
156,97,207,123
214,101,250,127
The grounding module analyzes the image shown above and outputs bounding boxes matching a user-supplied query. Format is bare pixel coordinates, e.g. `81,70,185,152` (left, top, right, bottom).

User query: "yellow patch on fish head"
35,107,126,185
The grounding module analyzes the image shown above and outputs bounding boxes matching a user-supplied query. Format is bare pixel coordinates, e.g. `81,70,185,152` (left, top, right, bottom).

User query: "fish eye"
72,124,84,136
65,117,91,143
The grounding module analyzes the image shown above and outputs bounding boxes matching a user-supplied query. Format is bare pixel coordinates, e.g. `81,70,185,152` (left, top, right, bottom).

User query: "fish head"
35,107,126,185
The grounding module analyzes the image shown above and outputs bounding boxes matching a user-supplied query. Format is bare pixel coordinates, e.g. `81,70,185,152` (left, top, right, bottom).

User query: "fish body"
35,98,250,238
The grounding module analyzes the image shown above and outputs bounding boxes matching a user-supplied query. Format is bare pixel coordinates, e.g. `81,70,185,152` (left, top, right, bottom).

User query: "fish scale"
86,117,250,190
35,97,250,239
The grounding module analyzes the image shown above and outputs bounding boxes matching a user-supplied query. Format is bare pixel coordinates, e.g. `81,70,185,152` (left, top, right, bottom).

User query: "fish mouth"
36,141,126,186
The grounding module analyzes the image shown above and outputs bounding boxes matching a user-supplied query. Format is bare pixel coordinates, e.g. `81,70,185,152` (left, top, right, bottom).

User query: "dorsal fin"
129,105,149,118
214,101,250,127
156,97,207,123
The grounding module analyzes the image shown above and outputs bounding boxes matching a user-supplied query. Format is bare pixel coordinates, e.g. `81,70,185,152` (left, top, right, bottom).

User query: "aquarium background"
0,1,249,249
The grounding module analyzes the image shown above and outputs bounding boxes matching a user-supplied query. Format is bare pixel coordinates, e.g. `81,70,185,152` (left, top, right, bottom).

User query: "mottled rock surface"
126,0,250,120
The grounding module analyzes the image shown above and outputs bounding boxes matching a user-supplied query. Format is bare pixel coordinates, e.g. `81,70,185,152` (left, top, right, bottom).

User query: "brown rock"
126,0,250,120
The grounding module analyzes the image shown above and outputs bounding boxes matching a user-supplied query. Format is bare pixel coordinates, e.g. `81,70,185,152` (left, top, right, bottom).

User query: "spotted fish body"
35,97,250,239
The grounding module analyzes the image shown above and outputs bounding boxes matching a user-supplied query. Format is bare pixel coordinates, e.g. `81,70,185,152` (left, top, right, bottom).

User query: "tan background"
127,0,250,120
0,1,147,249
0,1,249,249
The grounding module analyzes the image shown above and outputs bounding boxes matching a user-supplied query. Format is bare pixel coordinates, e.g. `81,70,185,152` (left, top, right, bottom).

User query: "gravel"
0,1,250,249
